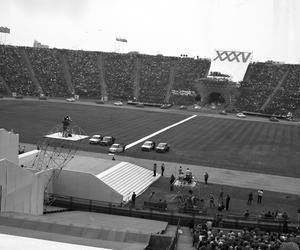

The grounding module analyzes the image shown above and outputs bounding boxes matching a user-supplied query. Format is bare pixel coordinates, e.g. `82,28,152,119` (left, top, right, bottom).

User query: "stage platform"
174,178,197,188
45,132,89,141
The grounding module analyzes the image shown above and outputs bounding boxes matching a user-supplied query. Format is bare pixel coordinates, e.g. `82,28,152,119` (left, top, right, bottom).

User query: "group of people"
153,162,165,177
26,47,68,97
191,221,300,250
237,62,300,117
0,45,37,96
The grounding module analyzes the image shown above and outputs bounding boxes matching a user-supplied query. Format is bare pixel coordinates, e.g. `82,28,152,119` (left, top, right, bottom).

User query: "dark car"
155,142,170,153
269,116,279,122
219,110,227,115
100,136,116,146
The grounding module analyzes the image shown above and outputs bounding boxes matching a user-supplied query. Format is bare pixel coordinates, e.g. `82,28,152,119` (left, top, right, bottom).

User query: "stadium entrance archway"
193,78,239,107
208,92,225,104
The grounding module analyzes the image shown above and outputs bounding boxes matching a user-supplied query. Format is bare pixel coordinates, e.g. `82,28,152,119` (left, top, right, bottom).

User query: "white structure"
53,156,160,203
0,128,18,165
0,128,52,215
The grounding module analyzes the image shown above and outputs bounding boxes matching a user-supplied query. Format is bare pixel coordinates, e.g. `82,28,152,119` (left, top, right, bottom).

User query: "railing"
167,219,180,250
47,193,298,233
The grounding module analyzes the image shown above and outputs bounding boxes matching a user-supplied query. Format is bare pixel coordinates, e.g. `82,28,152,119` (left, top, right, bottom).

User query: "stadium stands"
103,53,136,100
266,64,300,115
66,50,101,98
192,223,300,250
236,62,290,112
236,62,300,117
1,44,299,115
26,47,69,97
170,58,210,105
0,45,37,96
138,55,173,104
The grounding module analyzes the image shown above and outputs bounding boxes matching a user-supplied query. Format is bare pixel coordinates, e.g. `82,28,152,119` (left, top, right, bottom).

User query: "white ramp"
97,162,160,202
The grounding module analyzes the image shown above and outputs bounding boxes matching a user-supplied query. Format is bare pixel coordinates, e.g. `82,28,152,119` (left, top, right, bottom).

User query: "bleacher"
236,62,300,116
0,45,37,96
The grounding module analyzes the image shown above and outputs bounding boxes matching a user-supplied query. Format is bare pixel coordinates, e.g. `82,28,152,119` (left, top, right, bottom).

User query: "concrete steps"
98,162,160,202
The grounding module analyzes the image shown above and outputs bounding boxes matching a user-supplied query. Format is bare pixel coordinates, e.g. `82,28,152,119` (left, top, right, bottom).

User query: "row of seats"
191,222,299,250
236,62,290,112
66,50,101,98
0,46,36,96
0,45,210,103
236,62,300,116
1,45,299,114
26,47,68,97
266,65,300,115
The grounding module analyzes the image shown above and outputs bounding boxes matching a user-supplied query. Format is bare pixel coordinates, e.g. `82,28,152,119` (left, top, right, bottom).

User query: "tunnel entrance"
207,92,225,104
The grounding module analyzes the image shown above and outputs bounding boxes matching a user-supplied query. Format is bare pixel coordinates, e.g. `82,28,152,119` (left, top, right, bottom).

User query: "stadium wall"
0,159,52,215
53,170,123,204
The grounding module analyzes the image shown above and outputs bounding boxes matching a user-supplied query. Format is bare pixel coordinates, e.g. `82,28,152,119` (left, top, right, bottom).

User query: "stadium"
0,0,300,250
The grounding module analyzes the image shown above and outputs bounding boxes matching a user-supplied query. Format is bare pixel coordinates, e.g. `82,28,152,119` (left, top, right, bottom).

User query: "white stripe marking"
125,115,197,150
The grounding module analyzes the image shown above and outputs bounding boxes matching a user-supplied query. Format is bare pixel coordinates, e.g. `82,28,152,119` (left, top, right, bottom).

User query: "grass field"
1,99,300,178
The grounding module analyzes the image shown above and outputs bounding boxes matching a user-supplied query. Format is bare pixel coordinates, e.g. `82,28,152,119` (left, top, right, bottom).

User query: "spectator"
204,172,209,185
257,189,263,204
244,209,250,218
225,194,231,211
131,192,136,208
170,174,175,191
209,193,215,208
161,163,165,176
247,191,253,205
148,191,155,200
153,163,157,177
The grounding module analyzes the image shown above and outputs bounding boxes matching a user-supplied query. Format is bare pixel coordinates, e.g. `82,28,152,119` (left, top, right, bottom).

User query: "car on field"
269,116,279,122
136,102,144,108
113,101,123,106
89,135,103,144
109,143,125,153
155,142,170,153
193,104,201,110
141,140,156,151
96,100,105,104
236,112,246,118
219,110,227,115
160,104,172,109
100,136,116,146
66,97,76,102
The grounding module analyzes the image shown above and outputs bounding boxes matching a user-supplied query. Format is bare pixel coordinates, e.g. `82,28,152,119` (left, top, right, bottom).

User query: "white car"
89,135,102,144
236,113,246,118
193,104,201,110
114,101,123,106
66,97,76,102
109,144,125,153
141,140,155,151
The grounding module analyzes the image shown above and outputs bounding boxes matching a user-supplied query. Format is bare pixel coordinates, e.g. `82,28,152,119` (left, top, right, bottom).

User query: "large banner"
213,50,252,63
209,50,252,82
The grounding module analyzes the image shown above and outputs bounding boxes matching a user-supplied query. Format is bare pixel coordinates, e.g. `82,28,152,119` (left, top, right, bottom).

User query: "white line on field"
125,114,197,150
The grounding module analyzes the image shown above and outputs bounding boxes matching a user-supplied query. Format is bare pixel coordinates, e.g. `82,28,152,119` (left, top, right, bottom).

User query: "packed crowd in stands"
138,55,174,103
170,58,210,105
66,50,101,98
190,221,300,250
0,45,37,96
236,62,290,112
266,64,300,116
26,47,68,97
1,45,299,115
103,53,136,100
